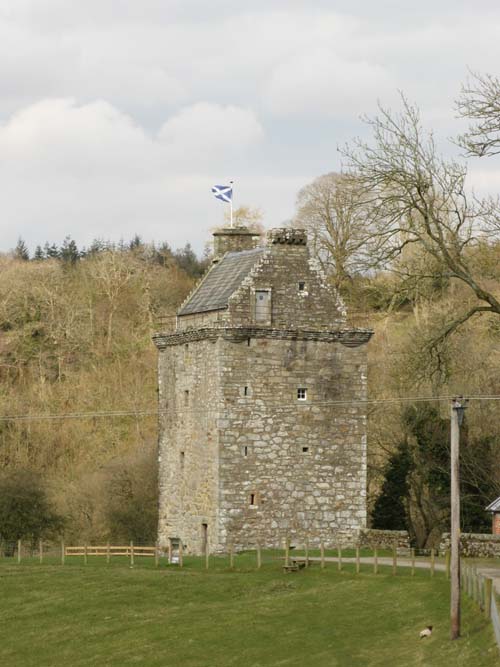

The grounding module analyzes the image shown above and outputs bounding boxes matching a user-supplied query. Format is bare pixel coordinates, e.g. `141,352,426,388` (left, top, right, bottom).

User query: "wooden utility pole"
450,396,467,640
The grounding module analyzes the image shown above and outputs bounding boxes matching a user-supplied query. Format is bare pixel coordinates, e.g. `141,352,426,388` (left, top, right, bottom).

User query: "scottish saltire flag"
211,184,233,203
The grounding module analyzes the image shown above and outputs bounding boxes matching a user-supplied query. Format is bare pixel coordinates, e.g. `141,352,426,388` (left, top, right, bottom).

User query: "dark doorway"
201,523,208,555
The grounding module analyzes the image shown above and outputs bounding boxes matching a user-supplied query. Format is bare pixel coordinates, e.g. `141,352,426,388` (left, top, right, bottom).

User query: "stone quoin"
153,226,373,554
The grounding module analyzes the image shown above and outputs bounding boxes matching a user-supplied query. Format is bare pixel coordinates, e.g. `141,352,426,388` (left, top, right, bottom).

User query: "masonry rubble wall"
156,337,221,554
217,335,368,551
357,528,411,553
439,532,500,558
228,232,345,330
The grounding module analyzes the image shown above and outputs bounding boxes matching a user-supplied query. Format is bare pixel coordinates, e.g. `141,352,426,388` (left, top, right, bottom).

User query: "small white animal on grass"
419,626,433,638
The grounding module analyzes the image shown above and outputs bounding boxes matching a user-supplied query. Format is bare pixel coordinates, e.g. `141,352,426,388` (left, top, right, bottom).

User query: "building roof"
486,496,500,513
178,247,265,316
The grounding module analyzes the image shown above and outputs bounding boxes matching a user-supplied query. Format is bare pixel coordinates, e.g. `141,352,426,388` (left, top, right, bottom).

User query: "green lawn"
0,555,497,667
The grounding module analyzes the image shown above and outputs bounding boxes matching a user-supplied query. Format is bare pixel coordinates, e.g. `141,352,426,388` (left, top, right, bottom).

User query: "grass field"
0,554,497,667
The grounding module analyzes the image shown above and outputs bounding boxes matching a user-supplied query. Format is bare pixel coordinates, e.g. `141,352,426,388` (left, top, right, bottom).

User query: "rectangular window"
243,446,248,457
255,289,271,323
250,493,256,506
302,446,309,453
180,451,185,469
244,386,249,396
298,281,306,292
184,390,189,406
297,388,307,401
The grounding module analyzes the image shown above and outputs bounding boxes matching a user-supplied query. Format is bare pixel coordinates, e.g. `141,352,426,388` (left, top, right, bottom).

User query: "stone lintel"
152,326,373,350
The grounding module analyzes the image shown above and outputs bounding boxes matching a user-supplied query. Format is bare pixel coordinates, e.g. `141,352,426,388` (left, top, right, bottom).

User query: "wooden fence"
4,539,161,566
64,543,159,566
461,564,500,653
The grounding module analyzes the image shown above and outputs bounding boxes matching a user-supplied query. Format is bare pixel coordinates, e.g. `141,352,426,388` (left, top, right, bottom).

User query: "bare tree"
457,70,500,157
341,94,500,343
224,205,264,230
294,173,369,294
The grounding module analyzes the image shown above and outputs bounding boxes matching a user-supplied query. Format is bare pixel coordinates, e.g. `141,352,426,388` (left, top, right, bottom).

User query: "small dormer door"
255,289,271,324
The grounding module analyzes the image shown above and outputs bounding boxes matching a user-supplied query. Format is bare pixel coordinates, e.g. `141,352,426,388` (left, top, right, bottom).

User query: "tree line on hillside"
13,234,210,279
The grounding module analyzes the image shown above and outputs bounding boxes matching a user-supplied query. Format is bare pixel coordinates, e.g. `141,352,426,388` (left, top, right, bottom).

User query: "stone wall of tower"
157,337,221,553
227,236,345,330
217,335,367,550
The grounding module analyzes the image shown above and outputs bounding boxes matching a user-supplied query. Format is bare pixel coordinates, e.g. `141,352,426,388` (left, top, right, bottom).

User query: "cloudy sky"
1,0,500,254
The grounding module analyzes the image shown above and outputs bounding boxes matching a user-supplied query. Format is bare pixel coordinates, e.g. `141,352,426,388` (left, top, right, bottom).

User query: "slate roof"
178,247,265,316
486,496,500,513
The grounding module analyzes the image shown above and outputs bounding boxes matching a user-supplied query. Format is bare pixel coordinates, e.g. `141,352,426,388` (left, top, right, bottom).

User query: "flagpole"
230,180,234,228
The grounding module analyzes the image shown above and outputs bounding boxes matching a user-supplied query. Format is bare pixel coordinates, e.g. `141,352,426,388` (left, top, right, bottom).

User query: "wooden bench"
283,560,306,573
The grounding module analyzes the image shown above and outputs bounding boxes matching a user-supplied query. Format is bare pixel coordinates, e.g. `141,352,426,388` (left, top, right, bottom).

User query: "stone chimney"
212,226,260,261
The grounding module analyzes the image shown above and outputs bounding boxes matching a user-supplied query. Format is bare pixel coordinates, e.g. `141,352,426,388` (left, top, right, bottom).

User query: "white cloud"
264,49,393,117
0,98,265,251
158,103,263,166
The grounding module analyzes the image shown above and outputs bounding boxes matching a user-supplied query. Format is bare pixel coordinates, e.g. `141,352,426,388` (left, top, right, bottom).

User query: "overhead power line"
0,395,499,422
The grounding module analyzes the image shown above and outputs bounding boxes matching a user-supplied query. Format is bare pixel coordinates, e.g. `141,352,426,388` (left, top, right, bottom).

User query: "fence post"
61,539,65,566
337,543,342,572
411,548,415,576
17,539,21,565
106,542,111,565
320,542,325,569
373,548,378,575
205,544,210,570
257,543,261,570
445,549,451,579
485,578,492,619
392,542,397,576
229,544,234,569
84,544,88,565
155,546,159,568
179,540,184,568
285,536,290,568
130,541,134,567
168,540,172,565
356,545,360,574
430,549,435,578
305,538,309,568
39,539,43,564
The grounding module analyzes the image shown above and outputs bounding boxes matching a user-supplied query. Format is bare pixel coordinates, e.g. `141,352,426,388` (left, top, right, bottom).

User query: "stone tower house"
153,227,372,554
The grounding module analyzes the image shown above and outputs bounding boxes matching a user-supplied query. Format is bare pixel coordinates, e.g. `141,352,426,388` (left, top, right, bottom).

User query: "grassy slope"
0,557,497,667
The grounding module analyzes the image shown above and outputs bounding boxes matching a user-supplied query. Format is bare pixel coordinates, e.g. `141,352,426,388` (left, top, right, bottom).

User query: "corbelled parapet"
267,228,307,246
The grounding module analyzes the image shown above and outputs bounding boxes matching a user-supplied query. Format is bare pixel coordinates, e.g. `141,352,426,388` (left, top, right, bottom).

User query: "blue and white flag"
211,184,233,203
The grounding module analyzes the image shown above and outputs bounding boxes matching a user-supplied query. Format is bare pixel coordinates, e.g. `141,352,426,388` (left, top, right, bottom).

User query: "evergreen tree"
129,234,143,251
174,243,208,278
87,239,106,256
372,441,412,530
0,470,65,547
33,245,45,261
44,242,59,259
14,237,29,261
155,241,173,267
60,236,80,265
